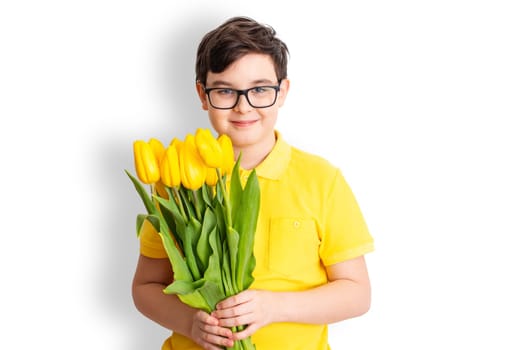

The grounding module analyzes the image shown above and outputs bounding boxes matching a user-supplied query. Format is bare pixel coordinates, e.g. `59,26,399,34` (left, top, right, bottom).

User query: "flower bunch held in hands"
126,128,259,350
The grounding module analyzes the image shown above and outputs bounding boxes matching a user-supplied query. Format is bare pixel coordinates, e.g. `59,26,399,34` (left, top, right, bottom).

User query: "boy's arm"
277,255,372,323
132,255,194,335
132,255,234,348
212,255,371,338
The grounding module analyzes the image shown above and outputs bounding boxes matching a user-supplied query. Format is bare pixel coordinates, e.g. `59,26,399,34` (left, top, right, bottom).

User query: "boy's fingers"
195,310,219,326
201,324,233,339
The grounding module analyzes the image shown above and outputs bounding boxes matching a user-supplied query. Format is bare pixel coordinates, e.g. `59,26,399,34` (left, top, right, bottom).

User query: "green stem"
171,187,188,223
180,188,196,218
192,190,202,221
149,184,154,196
217,169,232,228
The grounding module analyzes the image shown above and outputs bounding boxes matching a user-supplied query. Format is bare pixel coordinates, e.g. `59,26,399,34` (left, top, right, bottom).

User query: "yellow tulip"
160,144,181,188
170,137,183,151
133,140,160,184
205,167,218,186
179,134,207,190
218,134,234,175
148,138,165,165
195,128,223,168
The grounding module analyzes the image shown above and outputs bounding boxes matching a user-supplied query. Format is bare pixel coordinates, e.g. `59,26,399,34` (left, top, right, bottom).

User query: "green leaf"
153,193,177,214
183,219,202,280
196,208,216,272
164,279,204,295
125,170,157,215
206,228,224,291
135,214,147,237
234,170,260,236
164,279,224,313
229,159,243,224
193,188,205,220
164,279,210,312
221,240,236,295
201,184,213,208
234,170,260,291
213,201,227,242
154,196,180,247
169,189,191,247
197,280,225,311
153,191,187,248
179,187,196,219
150,216,192,283
226,226,240,293
189,217,202,253
241,255,256,290
215,175,225,204
144,214,161,232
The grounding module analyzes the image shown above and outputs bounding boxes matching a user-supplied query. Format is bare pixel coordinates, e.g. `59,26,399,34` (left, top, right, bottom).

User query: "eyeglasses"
204,83,281,110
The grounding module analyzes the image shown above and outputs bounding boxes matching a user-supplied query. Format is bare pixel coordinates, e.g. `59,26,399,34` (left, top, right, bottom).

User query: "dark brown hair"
195,16,289,85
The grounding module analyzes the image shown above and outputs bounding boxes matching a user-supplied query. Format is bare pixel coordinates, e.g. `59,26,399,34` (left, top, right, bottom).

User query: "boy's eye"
251,86,269,94
216,88,235,95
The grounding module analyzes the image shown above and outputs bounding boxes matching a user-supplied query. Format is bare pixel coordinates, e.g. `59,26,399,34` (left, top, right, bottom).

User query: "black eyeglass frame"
203,81,282,110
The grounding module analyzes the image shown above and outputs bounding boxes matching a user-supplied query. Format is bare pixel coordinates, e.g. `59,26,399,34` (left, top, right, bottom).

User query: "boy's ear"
277,78,290,107
196,82,209,111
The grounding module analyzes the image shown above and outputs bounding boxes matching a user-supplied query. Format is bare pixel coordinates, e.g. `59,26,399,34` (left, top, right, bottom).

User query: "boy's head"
195,16,289,86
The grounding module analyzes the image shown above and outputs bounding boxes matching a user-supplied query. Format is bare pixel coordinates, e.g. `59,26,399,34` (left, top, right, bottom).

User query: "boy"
132,16,374,350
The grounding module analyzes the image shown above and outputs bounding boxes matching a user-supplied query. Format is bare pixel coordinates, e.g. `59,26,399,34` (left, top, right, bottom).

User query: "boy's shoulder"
289,145,339,176
272,132,342,181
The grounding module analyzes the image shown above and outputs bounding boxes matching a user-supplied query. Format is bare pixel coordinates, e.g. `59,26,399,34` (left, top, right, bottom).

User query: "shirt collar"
253,130,291,180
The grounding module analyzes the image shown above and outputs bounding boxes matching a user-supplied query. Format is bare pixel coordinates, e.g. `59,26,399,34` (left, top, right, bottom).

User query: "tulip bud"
179,134,207,190
195,128,223,168
148,138,165,165
170,137,183,151
218,134,234,175
205,167,218,186
160,144,181,188
133,140,160,184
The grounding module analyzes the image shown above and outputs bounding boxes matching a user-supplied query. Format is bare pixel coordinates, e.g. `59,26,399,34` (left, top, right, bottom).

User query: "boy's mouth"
230,119,258,127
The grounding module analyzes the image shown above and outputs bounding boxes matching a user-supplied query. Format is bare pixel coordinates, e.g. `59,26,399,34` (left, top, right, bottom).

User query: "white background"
1,1,524,349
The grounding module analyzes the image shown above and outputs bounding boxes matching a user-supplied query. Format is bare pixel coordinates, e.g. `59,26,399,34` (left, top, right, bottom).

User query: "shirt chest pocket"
268,218,320,278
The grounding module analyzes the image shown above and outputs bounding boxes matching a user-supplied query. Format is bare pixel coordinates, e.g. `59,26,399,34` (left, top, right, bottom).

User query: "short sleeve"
319,169,374,266
139,218,168,258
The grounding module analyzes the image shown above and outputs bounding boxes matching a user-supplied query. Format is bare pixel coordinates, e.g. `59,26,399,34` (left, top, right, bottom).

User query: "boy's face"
197,53,289,155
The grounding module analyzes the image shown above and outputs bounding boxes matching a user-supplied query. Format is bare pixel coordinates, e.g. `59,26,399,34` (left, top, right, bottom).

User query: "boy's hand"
191,310,234,349
212,290,276,340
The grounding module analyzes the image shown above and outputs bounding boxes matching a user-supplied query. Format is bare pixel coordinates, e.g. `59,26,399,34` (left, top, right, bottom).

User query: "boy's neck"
235,134,276,170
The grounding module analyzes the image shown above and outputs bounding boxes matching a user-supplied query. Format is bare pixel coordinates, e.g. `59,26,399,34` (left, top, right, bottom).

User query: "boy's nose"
233,94,253,113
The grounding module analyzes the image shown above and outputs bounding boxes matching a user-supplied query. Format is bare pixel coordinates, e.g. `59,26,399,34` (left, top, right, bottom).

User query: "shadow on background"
95,11,229,350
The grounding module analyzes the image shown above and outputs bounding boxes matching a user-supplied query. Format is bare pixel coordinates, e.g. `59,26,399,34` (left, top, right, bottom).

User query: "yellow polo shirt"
139,131,374,350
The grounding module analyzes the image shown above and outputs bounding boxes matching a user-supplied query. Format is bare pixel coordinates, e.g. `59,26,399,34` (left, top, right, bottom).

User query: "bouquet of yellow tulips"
126,128,259,350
